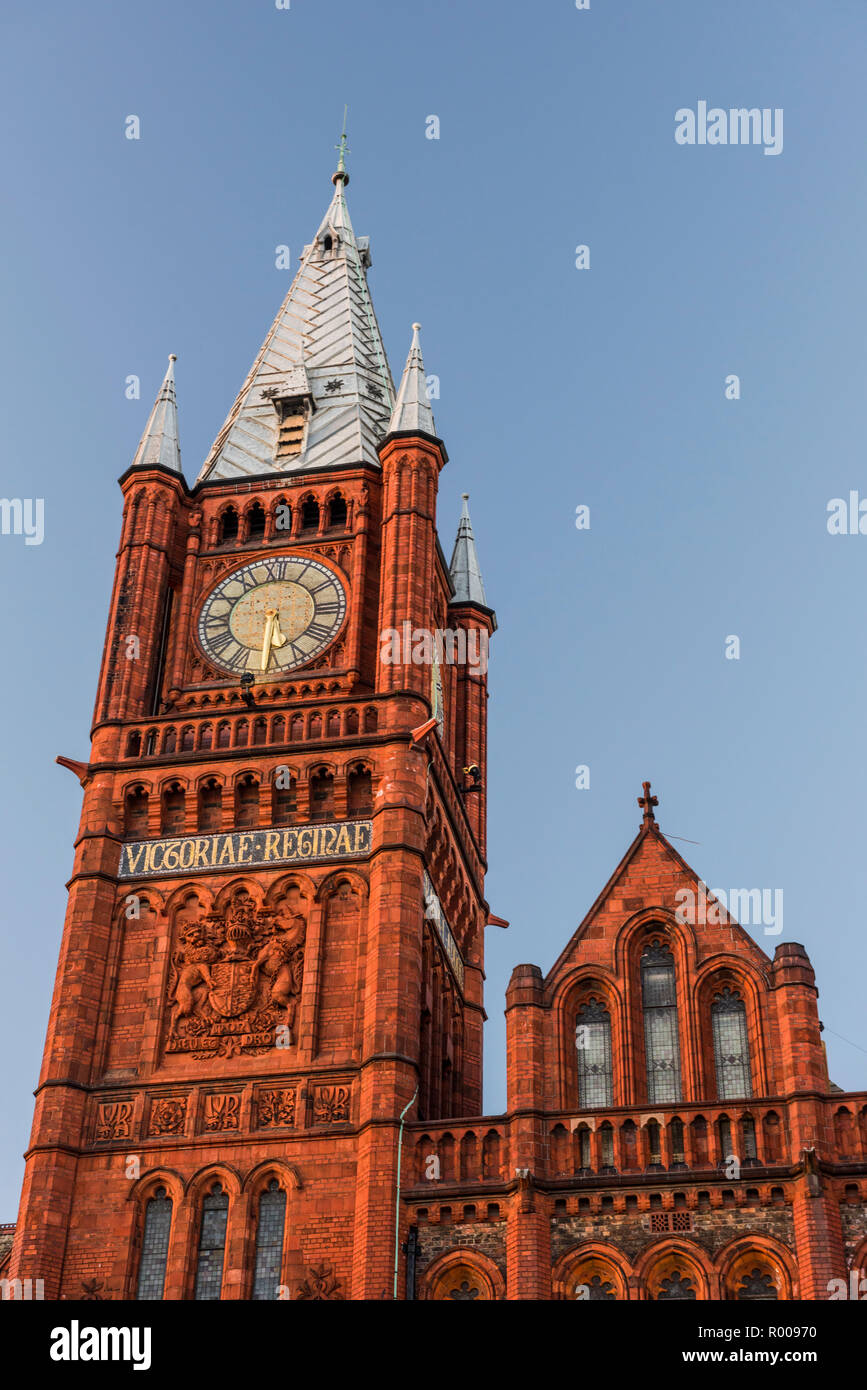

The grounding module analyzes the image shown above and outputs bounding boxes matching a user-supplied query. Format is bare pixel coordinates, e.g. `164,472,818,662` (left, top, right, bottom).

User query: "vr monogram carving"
167,893,306,1058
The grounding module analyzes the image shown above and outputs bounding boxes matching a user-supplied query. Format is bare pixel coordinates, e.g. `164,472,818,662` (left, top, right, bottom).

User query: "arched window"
736,1268,778,1300
670,1117,686,1166
193,1183,229,1301
741,1114,758,1163
198,779,221,832
712,986,752,1099
251,1180,287,1301
328,493,347,529
347,766,373,817
309,768,334,821
124,786,149,838
135,1186,172,1300
300,497,319,532
235,776,259,828
646,1119,663,1167
217,721,231,749
576,1125,592,1171
161,783,185,835
180,726,195,752
575,997,613,1107
272,772,297,825
247,502,266,541
125,730,141,758
718,1115,733,1164
599,1122,615,1170
219,508,239,544
641,940,682,1104
655,1270,696,1300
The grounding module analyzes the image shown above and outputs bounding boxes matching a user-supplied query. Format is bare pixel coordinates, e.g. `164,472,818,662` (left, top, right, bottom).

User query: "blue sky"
2,0,867,1215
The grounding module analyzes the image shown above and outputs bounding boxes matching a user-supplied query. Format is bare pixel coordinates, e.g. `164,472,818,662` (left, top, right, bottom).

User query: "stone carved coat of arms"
167,896,305,1058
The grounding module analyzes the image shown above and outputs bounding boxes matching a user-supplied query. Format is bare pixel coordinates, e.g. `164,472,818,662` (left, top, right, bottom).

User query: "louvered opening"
276,397,308,458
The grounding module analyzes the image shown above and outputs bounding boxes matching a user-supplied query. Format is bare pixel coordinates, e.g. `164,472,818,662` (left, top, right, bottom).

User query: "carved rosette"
165,894,306,1059
149,1097,187,1136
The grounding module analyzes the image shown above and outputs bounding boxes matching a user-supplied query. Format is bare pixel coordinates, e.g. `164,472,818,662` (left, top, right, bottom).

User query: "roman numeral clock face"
197,556,347,677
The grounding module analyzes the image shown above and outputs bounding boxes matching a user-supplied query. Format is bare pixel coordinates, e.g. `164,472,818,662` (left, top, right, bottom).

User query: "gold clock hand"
261,608,287,672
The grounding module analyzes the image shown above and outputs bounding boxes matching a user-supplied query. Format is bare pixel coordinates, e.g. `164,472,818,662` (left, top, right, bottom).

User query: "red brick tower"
9,157,494,1301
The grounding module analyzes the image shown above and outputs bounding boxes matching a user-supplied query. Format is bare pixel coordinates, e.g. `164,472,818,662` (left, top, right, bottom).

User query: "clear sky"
2,0,867,1217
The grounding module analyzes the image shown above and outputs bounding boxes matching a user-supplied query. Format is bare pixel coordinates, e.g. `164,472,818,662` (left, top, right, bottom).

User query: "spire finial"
386,321,435,437
129,353,182,475
638,780,659,828
332,105,350,185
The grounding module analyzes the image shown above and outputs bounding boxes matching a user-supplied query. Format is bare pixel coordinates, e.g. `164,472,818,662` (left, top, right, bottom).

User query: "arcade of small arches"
210,489,351,550
418,1238,798,1301
121,759,375,839
122,703,379,762
122,861,366,928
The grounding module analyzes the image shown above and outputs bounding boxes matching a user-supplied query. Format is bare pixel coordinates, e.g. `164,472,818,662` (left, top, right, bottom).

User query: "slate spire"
130,355,182,474
449,494,488,606
197,162,395,482
387,322,436,436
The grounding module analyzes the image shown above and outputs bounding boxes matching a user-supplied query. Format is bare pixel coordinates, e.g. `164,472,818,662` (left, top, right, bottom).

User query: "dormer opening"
323,234,333,253
275,396,309,459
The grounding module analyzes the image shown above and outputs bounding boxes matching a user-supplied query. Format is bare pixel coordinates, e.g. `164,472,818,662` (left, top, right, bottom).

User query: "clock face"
197,555,347,676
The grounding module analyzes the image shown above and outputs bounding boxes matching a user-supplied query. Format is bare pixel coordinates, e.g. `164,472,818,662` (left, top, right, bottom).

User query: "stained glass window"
136,1187,172,1300
656,1270,696,1300
712,987,752,1099
575,998,613,1107
251,1180,287,1301
578,1275,616,1301
193,1183,229,1301
736,1268,778,1300
641,942,682,1104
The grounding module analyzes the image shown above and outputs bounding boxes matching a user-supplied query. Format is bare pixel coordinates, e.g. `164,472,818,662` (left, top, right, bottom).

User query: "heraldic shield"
208,960,259,1019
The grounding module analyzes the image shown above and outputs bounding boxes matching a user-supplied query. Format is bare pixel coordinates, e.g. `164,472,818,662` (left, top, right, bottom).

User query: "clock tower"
10,157,495,1301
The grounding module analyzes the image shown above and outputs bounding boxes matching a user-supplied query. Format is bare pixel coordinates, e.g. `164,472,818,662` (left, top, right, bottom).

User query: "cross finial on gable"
638,780,658,828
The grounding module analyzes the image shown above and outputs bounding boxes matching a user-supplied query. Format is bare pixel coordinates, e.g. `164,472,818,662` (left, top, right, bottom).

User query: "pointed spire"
198,160,394,483
130,355,182,474
449,494,488,606
388,323,436,436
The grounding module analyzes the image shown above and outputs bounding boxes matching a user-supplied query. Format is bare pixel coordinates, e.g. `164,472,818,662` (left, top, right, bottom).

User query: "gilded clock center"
228,581,314,648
